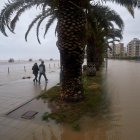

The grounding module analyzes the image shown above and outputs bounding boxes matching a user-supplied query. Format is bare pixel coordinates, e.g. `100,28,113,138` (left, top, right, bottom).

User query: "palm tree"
56,1,87,101
0,0,139,102
85,0,140,72
86,4,124,74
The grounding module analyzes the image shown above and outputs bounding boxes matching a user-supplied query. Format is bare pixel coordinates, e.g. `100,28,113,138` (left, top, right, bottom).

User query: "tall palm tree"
86,4,124,74
56,1,87,101
0,0,139,102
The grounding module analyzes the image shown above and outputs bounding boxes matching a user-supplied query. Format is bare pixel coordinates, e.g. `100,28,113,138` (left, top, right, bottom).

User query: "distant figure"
24,66,26,72
32,63,39,82
38,61,48,84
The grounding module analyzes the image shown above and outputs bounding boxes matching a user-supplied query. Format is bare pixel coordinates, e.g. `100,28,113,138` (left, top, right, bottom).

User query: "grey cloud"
0,1,59,60
1,1,140,59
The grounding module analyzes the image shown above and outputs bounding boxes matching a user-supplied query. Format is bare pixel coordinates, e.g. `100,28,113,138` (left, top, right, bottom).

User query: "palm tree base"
61,92,84,102
60,78,84,102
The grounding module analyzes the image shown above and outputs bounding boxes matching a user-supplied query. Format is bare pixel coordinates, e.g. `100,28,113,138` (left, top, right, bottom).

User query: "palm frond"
36,16,47,44
91,4,124,30
36,9,54,43
0,0,49,36
25,8,52,42
103,0,140,17
25,13,44,41
126,5,134,17
1,1,27,33
107,29,123,40
10,3,34,31
44,14,56,38
106,9,124,30
0,8,8,36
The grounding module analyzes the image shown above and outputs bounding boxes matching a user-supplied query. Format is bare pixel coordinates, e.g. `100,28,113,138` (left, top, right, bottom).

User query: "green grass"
39,70,106,130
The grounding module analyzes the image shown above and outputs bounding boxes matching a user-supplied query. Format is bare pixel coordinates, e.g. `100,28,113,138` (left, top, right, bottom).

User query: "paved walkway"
0,70,60,140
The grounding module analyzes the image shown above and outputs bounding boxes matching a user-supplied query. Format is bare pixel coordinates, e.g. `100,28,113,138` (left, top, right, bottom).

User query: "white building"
127,38,140,57
115,43,125,57
108,43,125,58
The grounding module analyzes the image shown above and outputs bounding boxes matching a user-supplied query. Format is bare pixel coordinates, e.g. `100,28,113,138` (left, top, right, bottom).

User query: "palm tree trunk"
95,46,104,71
57,0,86,102
86,40,96,76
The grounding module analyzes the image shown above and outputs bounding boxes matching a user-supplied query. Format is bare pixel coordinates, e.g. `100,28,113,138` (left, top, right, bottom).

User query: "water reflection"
33,81,48,92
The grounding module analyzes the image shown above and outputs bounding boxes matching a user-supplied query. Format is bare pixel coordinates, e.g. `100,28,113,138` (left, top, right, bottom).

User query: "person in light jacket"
38,61,48,84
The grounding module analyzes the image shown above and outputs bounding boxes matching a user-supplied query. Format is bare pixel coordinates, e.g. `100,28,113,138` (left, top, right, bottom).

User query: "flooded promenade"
0,59,140,140
0,60,60,85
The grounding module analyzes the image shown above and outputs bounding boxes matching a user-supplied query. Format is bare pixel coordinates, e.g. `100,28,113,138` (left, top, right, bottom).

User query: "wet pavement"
0,70,60,140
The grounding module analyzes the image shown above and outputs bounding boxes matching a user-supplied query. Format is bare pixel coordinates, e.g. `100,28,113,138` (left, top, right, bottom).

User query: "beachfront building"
107,47,113,58
115,43,125,57
108,43,125,58
127,38,140,57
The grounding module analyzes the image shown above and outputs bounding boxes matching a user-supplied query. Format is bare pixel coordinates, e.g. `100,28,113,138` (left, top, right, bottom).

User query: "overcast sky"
0,1,140,60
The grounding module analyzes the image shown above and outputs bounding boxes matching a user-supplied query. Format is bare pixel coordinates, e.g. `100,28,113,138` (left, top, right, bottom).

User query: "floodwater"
3,59,140,140
0,60,60,85
43,59,140,140
104,59,140,140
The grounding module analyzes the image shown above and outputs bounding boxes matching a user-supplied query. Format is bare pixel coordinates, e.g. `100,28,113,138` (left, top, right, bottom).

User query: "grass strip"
38,70,107,130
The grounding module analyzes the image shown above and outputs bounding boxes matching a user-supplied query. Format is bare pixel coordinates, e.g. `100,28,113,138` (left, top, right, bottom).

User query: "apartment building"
127,38,140,57
115,43,125,57
108,43,125,58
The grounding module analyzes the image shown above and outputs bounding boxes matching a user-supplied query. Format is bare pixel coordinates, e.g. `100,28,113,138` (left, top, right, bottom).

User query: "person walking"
38,61,48,84
32,63,39,82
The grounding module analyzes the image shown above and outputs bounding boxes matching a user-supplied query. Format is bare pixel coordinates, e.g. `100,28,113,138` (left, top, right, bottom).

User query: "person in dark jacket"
32,63,39,82
38,61,48,84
